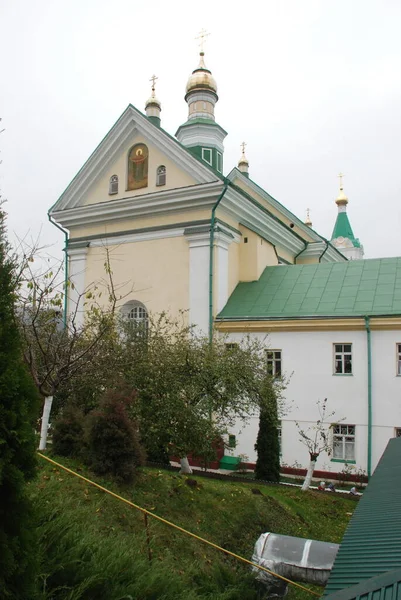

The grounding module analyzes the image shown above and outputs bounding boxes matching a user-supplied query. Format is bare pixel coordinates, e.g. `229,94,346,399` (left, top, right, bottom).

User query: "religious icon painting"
128,143,149,190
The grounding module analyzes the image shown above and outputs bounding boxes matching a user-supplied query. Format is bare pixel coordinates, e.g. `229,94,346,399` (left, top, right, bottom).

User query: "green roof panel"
218,258,401,320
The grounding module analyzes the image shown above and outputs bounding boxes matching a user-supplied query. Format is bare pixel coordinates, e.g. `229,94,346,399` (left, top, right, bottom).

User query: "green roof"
332,212,361,248
217,258,401,320
325,438,401,597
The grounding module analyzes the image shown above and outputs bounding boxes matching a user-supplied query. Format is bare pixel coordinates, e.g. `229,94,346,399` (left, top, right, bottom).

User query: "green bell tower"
175,32,227,174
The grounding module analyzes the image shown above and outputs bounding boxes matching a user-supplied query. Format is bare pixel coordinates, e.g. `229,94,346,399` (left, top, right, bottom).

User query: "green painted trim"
330,459,356,464
48,214,68,329
365,316,372,478
147,115,161,128
209,182,229,341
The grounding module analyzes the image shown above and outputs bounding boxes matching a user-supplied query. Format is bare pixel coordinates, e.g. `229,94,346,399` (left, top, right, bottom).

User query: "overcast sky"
1,0,400,259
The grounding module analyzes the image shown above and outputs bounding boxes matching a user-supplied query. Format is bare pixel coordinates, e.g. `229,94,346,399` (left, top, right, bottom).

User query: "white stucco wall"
224,328,401,476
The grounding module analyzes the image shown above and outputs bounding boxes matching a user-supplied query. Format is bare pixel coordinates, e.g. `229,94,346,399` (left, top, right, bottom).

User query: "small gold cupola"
335,172,348,208
145,74,161,128
238,142,249,177
305,208,312,227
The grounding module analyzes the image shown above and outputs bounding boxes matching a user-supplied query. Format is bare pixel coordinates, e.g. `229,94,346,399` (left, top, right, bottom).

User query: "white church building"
49,45,401,479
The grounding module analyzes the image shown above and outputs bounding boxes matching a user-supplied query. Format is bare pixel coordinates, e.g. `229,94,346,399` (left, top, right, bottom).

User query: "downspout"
364,316,372,478
209,182,229,341
294,241,307,265
48,213,68,329
319,240,329,263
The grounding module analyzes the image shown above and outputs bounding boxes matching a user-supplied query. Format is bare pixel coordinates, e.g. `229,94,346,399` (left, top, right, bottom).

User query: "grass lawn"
29,455,357,599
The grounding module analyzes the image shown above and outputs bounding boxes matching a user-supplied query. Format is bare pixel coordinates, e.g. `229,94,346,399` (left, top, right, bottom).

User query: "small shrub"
52,405,85,457
85,389,145,484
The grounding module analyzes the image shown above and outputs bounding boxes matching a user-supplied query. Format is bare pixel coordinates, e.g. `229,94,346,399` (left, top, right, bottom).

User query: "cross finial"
150,74,158,92
196,29,210,53
241,141,247,155
338,172,344,190
307,208,310,220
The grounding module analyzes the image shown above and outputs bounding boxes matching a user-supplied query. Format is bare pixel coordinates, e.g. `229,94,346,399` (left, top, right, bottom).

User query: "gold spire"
305,208,312,227
145,74,161,110
238,141,249,165
185,30,217,96
336,172,348,206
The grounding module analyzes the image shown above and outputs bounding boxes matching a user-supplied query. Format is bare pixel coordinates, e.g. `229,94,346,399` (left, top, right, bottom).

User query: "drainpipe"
294,241,307,265
209,182,229,341
48,214,68,329
364,316,372,478
319,240,329,263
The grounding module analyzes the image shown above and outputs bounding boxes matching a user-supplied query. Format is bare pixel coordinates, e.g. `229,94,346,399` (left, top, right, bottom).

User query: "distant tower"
331,174,364,260
175,30,227,173
145,74,161,128
238,142,249,178
305,208,312,228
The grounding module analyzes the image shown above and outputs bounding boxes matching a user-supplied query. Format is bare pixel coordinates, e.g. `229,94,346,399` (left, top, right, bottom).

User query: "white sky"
1,0,401,259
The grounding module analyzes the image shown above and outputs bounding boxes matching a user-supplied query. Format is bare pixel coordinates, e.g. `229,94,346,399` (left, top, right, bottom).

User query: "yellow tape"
37,453,320,597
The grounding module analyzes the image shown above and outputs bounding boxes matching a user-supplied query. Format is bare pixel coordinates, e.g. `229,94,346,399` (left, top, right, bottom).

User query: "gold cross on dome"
241,141,247,155
196,29,210,52
149,74,158,91
338,172,344,189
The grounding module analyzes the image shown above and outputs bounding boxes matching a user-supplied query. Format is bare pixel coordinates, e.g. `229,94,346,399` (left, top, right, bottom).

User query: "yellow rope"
37,453,320,597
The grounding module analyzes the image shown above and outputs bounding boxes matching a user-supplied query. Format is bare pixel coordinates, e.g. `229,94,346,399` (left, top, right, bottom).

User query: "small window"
217,151,222,173
267,350,282,378
202,148,213,166
395,428,401,438
334,343,352,374
121,301,148,336
228,434,236,449
397,344,401,376
109,174,118,195
244,237,248,244
156,165,166,186
225,343,238,351
332,424,355,461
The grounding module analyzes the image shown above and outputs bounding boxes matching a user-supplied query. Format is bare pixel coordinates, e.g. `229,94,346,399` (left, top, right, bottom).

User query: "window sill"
333,373,353,376
330,459,356,464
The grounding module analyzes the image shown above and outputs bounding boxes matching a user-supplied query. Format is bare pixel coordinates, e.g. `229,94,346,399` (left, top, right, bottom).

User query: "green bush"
0,205,40,598
254,406,280,482
84,389,145,484
52,406,85,458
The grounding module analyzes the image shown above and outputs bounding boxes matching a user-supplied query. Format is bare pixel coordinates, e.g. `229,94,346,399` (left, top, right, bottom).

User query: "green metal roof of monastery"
324,438,401,598
332,212,361,248
217,258,401,320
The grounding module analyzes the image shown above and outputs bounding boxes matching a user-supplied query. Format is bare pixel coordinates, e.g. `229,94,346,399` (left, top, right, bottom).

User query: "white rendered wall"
67,247,87,329
224,328,400,476
186,232,210,334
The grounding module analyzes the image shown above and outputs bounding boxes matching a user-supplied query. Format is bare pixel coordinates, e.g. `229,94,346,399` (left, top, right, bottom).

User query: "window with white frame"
334,343,352,374
395,428,401,438
332,424,355,461
121,301,148,335
109,174,118,195
397,344,401,376
156,165,166,186
217,151,222,173
266,350,282,378
225,342,238,351
201,148,213,165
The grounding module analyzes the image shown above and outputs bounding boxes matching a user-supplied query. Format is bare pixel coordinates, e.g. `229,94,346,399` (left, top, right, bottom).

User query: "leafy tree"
296,398,340,491
0,203,39,598
123,314,284,474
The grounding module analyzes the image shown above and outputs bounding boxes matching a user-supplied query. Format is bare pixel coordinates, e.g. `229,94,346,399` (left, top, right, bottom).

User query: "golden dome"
185,52,217,97
145,93,161,109
336,189,348,206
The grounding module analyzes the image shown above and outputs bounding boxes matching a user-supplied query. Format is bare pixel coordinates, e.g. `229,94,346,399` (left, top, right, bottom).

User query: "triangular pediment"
51,105,220,213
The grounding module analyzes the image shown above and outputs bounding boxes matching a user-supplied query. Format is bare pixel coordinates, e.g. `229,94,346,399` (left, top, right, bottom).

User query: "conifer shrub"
254,406,280,482
52,406,85,457
84,389,145,484
0,204,40,597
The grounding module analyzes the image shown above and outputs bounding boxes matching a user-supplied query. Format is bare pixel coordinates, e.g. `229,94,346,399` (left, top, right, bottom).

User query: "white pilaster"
67,247,87,329
215,231,236,313
185,232,210,334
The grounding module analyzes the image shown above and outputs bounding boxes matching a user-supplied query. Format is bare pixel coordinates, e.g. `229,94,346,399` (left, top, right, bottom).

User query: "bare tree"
295,398,341,491
16,245,123,450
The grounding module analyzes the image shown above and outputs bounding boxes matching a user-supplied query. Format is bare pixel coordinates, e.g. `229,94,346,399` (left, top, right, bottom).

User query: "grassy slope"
30,457,356,600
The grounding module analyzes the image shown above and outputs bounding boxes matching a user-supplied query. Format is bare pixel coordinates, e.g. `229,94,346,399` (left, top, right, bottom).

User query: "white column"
214,231,235,314
67,246,87,329
185,232,211,334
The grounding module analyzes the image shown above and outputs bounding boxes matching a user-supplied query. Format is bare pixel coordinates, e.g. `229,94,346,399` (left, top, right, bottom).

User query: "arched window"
127,143,149,191
121,300,148,336
109,174,118,195
156,165,166,186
